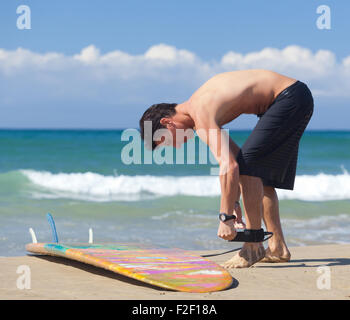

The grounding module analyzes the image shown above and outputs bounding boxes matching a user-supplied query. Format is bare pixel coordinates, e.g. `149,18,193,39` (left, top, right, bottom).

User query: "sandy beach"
1,244,349,300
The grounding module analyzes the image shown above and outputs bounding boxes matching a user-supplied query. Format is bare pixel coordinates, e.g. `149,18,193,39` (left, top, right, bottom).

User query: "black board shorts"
236,81,314,190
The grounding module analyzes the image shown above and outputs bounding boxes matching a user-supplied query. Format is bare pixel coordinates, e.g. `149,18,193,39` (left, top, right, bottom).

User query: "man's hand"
233,203,246,229
217,219,237,241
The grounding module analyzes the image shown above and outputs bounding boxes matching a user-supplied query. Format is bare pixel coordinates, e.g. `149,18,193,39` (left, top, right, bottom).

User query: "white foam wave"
278,172,350,201
21,170,350,202
21,170,219,201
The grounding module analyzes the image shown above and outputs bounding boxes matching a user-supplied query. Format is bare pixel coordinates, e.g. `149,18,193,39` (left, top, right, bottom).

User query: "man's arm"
228,138,246,228
196,122,240,239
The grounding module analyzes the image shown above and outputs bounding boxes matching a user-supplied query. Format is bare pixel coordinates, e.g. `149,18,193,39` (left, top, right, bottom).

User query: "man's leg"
261,186,291,262
222,175,265,268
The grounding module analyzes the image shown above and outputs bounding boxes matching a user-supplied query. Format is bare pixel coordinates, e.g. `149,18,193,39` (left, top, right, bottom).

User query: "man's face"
155,119,194,149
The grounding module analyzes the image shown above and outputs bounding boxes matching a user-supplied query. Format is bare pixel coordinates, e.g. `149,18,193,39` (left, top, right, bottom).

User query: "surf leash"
201,247,242,258
201,227,273,258
228,228,273,243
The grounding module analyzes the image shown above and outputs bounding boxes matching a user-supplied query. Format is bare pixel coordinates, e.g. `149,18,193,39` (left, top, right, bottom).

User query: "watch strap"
219,213,236,221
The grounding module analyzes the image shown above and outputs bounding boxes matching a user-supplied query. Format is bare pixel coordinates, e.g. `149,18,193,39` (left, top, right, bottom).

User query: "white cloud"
144,44,197,64
221,46,338,78
74,45,100,63
0,47,66,75
0,43,350,110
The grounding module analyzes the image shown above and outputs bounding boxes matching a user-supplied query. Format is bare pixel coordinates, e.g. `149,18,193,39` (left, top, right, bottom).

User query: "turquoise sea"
0,130,350,256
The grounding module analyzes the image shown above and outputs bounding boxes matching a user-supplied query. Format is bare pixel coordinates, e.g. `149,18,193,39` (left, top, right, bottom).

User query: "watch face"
219,214,226,222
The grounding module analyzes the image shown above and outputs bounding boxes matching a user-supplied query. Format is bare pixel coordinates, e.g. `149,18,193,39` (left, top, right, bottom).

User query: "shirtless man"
139,69,314,268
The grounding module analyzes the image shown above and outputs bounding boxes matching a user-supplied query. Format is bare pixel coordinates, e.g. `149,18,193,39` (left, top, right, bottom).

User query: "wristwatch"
219,213,237,222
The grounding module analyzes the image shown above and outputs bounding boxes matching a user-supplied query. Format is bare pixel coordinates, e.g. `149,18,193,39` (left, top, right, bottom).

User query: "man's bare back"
187,70,296,128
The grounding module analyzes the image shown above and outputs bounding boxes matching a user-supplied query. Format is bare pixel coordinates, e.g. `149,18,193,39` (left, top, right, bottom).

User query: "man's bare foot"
222,243,265,268
261,246,291,263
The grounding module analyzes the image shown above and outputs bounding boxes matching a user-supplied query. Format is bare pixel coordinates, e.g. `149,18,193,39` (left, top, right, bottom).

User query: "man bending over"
139,70,313,268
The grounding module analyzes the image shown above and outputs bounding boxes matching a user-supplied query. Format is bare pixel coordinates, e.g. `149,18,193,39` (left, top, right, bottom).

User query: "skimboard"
26,242,233,293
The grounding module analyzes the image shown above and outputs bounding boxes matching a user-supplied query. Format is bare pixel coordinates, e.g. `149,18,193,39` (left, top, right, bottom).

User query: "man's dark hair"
139,103,177,150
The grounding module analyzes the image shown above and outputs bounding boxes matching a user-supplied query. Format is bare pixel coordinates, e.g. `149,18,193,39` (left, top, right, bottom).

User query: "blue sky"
0,0,349,129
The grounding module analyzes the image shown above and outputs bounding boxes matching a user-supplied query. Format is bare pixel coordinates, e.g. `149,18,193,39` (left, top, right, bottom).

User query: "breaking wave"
17,169,350,202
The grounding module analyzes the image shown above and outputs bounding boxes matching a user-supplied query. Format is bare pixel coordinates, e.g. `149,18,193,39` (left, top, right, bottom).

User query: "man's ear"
160,118,173,127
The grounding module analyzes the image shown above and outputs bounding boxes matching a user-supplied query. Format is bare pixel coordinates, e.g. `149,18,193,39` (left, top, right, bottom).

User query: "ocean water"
0,130,349,256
